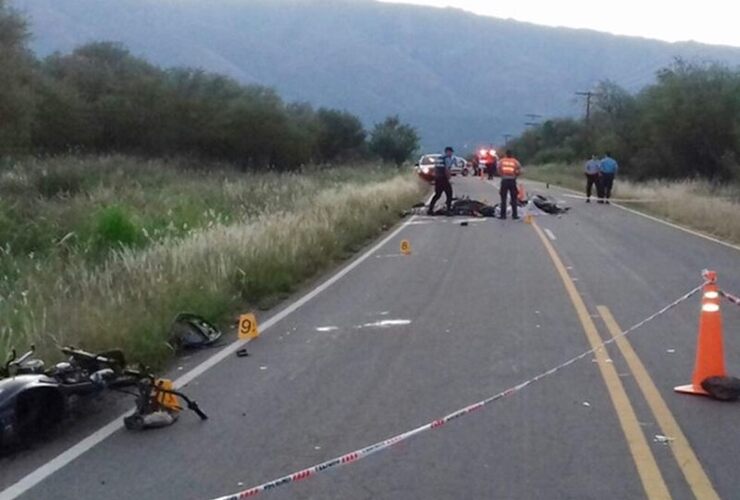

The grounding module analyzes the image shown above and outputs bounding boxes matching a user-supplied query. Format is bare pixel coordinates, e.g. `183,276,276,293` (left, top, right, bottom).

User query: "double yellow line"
531,221,718,500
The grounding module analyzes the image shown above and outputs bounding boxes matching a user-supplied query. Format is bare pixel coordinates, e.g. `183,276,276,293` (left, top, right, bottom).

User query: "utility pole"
503,134,512,145
575,91,599,122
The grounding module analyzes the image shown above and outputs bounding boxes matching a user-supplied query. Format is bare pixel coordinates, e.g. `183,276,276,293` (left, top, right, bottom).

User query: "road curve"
1,176,739,500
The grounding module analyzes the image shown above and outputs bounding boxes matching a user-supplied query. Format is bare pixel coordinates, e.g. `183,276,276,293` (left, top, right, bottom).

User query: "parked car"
414,154,469,182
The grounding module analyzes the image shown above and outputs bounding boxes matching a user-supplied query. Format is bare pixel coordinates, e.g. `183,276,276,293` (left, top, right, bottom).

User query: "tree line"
509,59,740,181
0,1,419,168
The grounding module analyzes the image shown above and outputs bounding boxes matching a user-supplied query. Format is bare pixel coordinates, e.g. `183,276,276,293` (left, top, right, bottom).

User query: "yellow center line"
532,221,671,500
598,306,719,500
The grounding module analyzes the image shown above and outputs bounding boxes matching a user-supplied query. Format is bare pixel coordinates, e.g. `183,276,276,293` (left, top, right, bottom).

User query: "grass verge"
0,157,425,366
526,163,740,245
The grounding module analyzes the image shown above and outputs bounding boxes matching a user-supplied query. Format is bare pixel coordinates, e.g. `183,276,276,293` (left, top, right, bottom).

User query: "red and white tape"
720,290,740,307
212,284,703,500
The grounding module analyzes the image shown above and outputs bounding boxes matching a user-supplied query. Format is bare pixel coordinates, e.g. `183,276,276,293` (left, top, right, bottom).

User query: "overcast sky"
379,0,740,47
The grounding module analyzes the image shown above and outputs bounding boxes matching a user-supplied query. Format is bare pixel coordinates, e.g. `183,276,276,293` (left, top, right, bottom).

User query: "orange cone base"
674,383,709,396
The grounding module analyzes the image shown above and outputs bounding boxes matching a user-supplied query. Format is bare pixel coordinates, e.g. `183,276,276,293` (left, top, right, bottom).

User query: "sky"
379,0,740,47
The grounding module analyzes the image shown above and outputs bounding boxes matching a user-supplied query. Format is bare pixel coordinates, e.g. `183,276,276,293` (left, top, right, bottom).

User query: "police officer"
584,154,600,203
598,152,619,204
427,146,454,215
497,150,522,219
487,153,497,180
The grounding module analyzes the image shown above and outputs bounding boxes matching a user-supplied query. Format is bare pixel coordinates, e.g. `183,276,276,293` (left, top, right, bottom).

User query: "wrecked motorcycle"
0,345,136,448
121,369,208,430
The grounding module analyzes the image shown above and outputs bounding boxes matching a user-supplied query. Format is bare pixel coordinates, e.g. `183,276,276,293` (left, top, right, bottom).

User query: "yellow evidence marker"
238,313,260,340
400,239,411,255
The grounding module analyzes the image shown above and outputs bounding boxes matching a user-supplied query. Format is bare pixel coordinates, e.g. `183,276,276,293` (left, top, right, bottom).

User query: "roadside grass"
526,163,740,245
0,156,425,366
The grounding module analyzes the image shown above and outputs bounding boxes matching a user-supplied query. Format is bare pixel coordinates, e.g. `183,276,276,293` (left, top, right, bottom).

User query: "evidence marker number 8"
400,239,411,256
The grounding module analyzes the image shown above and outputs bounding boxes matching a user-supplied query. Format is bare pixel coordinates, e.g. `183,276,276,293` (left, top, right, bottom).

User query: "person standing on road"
487,154,497,180
598,152,619,204
497,150,522,219
427,146,454,215
584,154,600,203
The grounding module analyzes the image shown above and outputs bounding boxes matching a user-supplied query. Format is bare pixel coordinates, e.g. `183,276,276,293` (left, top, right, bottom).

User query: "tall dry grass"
0,158,424,366
527,163,740,244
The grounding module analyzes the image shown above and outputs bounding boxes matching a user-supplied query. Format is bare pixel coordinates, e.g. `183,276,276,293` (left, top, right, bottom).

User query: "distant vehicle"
414,154,469,182
474,148,498,177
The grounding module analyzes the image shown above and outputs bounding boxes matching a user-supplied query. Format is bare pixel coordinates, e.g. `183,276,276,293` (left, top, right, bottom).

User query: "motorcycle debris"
654,435,674,444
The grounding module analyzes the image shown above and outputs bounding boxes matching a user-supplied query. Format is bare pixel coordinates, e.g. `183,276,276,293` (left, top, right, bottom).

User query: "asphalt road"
1,176,739,500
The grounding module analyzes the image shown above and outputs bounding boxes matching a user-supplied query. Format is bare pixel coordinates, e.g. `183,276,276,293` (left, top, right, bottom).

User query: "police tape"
720,290,740,307
211,283,704,500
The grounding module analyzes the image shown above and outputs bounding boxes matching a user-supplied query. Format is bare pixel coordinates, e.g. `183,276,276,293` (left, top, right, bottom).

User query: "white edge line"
528,180,740,253
544,228,557,241
611,202,740,253
0,195,430,500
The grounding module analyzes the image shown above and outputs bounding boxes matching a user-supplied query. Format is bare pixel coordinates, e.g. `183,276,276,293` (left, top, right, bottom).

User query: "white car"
415,154,469,181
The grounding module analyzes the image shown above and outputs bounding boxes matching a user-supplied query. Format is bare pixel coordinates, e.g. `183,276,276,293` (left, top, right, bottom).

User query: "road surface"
1,176,739,500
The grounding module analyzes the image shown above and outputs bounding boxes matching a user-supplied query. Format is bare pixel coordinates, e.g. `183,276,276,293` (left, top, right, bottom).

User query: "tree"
0,0,36,155
315,108,366,161
368,116,419,165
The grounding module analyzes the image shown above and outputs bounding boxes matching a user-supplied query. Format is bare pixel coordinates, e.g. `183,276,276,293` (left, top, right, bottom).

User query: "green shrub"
93,205,140,250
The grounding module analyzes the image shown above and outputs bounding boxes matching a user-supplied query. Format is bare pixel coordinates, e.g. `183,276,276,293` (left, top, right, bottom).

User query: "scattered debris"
236,348,249,358
582,402,591,407
260,366,268,370
532,194,571,215
316,326,339,332
666,349,676,353
701,376,740,401
168,313,223,350
358,319,412,329
653,435,675,444
123,372,207,431
460,221,469,227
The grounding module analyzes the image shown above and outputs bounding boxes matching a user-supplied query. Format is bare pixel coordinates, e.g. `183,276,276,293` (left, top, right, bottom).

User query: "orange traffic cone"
675,270,726,396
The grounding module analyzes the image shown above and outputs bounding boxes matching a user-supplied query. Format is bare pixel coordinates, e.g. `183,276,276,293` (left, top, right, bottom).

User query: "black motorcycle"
0,345,136,449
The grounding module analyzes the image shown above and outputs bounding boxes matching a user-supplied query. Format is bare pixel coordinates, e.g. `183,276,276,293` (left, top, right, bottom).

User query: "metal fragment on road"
316,326,339,332
357,319,411,329
654,435,675,444
582,402,591,407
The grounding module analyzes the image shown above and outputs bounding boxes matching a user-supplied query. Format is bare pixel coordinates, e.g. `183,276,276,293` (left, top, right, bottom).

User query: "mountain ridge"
12,0,740,149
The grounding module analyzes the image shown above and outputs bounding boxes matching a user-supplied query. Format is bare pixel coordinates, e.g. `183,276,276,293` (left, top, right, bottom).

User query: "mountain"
11,0,740,150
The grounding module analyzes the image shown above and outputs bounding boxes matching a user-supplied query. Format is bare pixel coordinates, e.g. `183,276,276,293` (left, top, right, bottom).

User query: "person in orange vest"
497,150,522,219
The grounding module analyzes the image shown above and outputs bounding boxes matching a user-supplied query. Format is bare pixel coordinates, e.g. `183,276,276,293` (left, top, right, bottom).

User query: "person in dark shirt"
427,146,455,215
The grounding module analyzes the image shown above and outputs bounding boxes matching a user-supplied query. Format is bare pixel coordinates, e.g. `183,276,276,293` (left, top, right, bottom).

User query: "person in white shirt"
584,154,601,203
